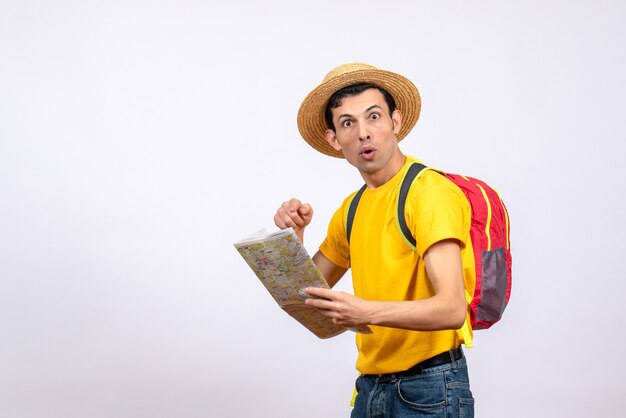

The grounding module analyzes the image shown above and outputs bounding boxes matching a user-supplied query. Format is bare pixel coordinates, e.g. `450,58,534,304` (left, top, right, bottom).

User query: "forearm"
304,287,467,332
365,296,467,331
312,251,346,288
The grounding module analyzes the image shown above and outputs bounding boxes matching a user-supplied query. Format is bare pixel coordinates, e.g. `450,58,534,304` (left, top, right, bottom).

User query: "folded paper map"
234,228,371,339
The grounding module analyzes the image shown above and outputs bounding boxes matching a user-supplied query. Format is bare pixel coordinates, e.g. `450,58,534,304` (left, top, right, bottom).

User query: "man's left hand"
304,287,372,328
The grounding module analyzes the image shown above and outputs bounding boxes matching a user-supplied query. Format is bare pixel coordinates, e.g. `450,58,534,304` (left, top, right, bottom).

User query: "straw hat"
297,63,421,158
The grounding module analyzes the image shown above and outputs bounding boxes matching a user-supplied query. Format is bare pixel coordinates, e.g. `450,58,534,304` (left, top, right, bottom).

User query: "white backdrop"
1,1,625,417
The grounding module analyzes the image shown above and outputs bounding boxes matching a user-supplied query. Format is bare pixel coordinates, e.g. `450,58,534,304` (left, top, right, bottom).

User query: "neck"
362,151,406,188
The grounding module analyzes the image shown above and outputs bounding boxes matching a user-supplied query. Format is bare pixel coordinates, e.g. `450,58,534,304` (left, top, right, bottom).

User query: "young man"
274,63,476,417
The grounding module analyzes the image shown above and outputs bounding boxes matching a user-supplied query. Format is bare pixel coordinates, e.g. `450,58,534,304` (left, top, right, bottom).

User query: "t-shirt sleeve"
406,177,471,256
319,205,351,269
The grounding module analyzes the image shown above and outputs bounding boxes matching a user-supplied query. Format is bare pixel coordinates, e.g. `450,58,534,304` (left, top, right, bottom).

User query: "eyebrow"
337,104,383,121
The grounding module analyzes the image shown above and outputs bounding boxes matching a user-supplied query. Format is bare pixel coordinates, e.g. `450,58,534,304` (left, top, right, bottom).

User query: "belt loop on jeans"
449,348,458,373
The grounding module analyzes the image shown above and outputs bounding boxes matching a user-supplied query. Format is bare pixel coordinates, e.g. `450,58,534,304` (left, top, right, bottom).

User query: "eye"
342,120,353,127
370,113,380,120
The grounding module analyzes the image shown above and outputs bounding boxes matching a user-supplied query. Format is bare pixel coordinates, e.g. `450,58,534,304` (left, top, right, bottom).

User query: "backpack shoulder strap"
397,162,429,249
346,184,367,245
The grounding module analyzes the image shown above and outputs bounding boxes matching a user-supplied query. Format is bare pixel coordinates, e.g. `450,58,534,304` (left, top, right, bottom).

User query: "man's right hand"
274,198,314,242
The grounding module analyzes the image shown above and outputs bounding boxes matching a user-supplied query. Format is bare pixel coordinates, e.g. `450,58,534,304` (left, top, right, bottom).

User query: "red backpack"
346,162,512,335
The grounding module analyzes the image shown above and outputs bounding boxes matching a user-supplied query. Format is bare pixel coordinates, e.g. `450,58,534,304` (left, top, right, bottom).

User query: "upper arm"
423,239,467,317
312,250,347,288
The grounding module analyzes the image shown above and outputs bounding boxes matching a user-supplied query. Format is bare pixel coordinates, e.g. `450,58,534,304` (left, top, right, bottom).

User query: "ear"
391,109,402,136
325,129,342,151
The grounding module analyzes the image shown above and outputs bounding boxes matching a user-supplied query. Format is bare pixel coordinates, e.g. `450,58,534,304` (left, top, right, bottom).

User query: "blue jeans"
351,355,474,418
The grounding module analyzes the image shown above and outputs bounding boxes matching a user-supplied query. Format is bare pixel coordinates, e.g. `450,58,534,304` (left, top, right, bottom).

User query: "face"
325,88,404,187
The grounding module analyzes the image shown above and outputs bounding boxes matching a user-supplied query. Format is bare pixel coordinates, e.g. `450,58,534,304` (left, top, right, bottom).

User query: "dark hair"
324,83,397,131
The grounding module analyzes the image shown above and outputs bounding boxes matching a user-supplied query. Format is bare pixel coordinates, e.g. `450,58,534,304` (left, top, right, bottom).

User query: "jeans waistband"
365,346,464,378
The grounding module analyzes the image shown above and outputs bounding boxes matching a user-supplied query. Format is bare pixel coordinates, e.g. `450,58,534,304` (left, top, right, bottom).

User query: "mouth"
360,145,377,160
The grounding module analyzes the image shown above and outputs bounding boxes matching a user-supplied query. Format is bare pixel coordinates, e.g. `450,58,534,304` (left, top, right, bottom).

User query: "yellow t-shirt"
319,156,476,375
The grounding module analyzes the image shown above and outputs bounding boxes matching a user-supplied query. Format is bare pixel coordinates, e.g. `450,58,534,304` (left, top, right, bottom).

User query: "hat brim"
297,68,421,158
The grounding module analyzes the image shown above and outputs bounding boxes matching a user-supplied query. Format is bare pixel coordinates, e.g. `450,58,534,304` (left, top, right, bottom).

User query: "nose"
358,123,371,141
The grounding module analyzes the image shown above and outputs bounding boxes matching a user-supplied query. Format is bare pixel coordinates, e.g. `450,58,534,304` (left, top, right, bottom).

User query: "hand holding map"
234,228,372,338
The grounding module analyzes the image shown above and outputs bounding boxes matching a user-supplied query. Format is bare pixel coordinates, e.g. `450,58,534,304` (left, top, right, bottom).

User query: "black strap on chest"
346,184,367,245
345,162,429,247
